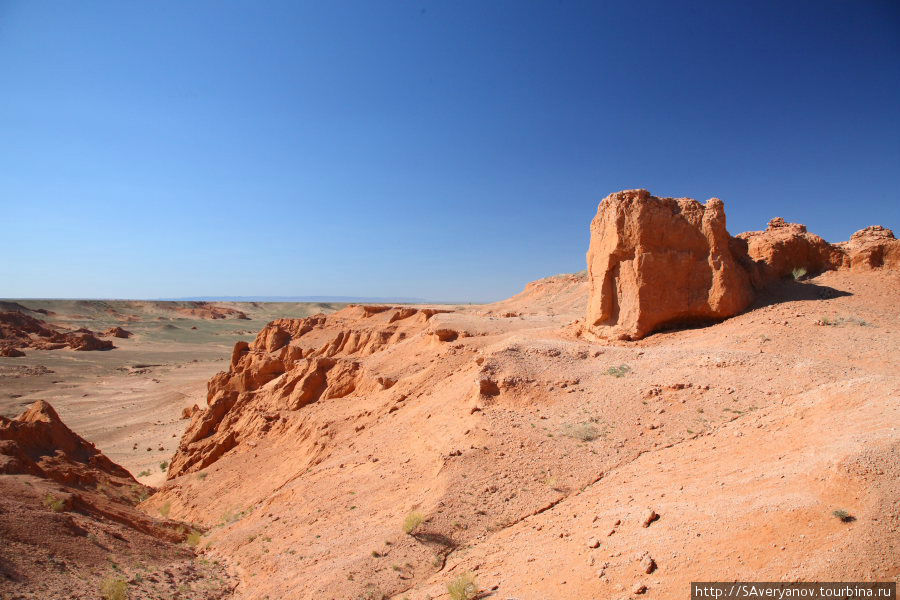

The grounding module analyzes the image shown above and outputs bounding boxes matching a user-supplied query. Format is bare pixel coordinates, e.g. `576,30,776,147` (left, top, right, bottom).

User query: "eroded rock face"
168,305,452,476
585,192,899,340
838,225,900,270
103,326,133,338
734,218,844,286
0,311,114,353
0,400,132,485
585,189,754,340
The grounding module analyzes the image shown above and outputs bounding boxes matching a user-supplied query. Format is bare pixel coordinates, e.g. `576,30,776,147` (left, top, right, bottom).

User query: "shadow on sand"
651,279,853,337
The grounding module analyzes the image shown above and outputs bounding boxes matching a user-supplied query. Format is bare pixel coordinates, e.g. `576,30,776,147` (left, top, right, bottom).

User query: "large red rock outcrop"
0,400,134,486
0,311,114,353
836,225,900,270
584,189,754,340
735,218,844,286
585,190,899,340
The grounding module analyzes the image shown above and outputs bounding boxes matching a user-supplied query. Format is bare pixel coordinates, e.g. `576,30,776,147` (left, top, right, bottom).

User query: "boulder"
585,190,753,340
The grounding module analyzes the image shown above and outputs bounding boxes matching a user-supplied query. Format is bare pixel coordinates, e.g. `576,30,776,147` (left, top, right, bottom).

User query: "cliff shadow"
749,278,853,310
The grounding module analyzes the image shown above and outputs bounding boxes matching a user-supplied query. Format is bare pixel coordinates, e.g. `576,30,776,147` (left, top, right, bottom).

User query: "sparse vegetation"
447,573,478,600
562,422,600,442
403,510,425,534
100,577,128,600
816,315,872,327
606,364,631,378
222,506,249,524
197,472,208,480
186,530,202,547
137,470,151,478
158,501,171,518
832,509,854,522
159,461,169,472
792,267,807,281
43,493,65,512
360,583,385,600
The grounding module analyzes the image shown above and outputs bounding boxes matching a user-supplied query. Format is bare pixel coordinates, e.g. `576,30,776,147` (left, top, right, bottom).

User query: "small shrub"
832,509,854,522
841,316,871,327
606,365,631,378
186,531,202,547
159,461,169,472
137,470,151,478
159,501,171,518
43,493,65,512
816,316,871,327
197,472,208,480
403,510,425,534
100,577,128,600
447,573,478,600
792,267,807,281
563,422,600,442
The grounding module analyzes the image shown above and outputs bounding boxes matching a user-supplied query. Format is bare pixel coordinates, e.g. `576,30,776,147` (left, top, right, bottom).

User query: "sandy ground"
2,273,897,599
139,270,898,600
0,300,346,488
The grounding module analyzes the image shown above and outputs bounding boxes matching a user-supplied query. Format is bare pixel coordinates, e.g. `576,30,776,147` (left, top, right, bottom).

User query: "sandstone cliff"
585,190,900,340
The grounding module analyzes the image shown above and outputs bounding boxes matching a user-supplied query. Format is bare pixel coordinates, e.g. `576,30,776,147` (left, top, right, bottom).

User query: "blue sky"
1,1,898,301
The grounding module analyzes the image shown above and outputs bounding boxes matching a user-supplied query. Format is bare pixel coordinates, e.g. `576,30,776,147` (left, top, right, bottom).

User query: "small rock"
633,583,648,595
587,537,600,548
640,554,656,574
642,509,659,527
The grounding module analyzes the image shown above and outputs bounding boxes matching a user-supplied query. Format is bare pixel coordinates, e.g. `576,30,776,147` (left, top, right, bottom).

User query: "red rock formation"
734,218,844,286
181,404,201,419
103,326,133,338
585,191,900,340
837,225,900,270
0,401,235,597
169,305,450,476
584,189,754,340
0,400,133,486
0,311,114,352
0,345,25,357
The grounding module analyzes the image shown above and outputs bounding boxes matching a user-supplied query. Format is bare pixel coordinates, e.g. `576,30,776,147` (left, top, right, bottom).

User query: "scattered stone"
640,553,656,574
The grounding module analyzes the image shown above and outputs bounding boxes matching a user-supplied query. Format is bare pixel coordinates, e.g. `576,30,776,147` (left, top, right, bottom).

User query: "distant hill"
161,295,440,304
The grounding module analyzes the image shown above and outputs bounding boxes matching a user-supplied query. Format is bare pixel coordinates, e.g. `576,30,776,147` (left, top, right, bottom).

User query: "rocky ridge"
0,310,114,356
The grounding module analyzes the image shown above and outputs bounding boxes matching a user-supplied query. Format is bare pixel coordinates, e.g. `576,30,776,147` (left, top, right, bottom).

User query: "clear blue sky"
1,1,898,301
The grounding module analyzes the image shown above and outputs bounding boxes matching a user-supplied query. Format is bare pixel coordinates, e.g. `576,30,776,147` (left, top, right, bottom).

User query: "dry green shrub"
186,530,202,547
447,573,478,600
563,422,600,441
100,577,128,600
402,510,425,534
43,494,65,512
